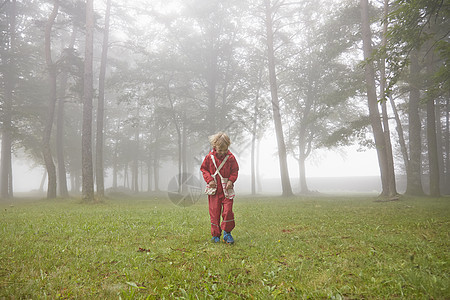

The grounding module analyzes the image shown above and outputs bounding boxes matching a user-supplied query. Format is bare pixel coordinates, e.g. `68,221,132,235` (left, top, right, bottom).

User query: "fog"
2,0,448,199
12,133,386,195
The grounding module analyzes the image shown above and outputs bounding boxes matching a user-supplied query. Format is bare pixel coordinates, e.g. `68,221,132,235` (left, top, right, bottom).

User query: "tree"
405,50,425,195
360,0,397,198
263,0,293,197
0,0,17,199
56,22,79,198
281,0,365,194
96,0,112,198
425,39,441,197
384,0,449,99
379,0,397,197
382,0,449,196
82,0,95,202
43,0,60,199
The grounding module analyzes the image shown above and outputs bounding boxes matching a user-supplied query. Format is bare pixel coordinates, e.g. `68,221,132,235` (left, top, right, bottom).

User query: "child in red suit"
200,132,239,244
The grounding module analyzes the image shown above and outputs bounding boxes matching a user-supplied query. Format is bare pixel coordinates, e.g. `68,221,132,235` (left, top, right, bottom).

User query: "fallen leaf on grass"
138,247,151,252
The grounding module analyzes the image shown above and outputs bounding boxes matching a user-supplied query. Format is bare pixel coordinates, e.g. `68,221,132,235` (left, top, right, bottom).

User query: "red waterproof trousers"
208,190,235,237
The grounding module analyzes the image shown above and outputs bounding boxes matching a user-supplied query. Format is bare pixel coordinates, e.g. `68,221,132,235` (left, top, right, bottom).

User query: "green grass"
0,195,449,299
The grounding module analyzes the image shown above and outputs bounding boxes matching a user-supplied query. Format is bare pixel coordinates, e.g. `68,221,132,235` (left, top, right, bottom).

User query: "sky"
237,132,380,179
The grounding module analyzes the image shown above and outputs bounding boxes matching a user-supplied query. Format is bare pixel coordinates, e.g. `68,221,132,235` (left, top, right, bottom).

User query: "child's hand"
209,181,217,188
226,181,233,189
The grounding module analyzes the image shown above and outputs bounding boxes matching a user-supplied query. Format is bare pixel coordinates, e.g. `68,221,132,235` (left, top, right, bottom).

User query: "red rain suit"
200,149,239,237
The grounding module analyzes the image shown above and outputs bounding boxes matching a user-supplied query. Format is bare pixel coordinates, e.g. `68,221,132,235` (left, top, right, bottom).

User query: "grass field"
0,194,449,299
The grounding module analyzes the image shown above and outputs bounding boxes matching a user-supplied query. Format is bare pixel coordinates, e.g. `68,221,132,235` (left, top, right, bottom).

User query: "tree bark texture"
82,0,95,202
264,0,293,197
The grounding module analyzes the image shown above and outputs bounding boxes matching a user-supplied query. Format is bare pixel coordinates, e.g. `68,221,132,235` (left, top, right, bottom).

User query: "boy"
200,132,239,244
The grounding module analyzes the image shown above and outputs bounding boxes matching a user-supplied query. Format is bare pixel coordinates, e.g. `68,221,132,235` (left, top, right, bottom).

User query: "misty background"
1,0,448,199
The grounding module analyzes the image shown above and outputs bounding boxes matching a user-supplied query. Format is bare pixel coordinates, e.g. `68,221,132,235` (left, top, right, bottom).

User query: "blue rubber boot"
223,231,234,244
211,236,220,243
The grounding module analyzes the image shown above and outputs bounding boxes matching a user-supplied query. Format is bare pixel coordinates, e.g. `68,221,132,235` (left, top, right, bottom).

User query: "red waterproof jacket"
200,149,239,187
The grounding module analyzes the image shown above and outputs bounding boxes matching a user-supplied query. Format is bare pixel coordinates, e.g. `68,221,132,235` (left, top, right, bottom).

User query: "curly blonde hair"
209,132,231,149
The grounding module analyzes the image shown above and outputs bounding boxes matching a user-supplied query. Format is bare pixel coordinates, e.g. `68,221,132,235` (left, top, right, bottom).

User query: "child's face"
215,145,228,157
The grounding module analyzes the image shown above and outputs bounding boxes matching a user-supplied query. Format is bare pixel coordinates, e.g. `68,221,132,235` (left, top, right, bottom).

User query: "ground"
0,195,449,299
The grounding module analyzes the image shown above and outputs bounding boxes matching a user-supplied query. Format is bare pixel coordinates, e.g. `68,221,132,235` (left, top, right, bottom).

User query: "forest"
1,0,449,201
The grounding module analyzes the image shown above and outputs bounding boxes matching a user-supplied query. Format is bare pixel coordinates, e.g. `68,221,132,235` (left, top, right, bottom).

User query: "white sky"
238,132,380,179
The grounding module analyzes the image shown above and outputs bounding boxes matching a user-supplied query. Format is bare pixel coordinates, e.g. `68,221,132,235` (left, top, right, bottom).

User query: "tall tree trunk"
380,0,397,196
445,98,450,194
56,26,77,198
1,0,16,199
360,0,393,197
182,112,187,175
251,130,257,195
256,138,262,193
147,161,152,192
123,163,128,188
153,137,160,191
298,143,308,194
96,0,111,198
435,100,445,194
251,108,258,196
82,0,95,202
250,69,262,196
43,0,59,199
112,128,119,189
297,91,313,194
40,170,47,193
264,0,293,197
425,49,440,196
181,113,188,194
389,95,409,174
427,98,440,196
405,50,425,195
56,76,69,197
132,108,140,193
